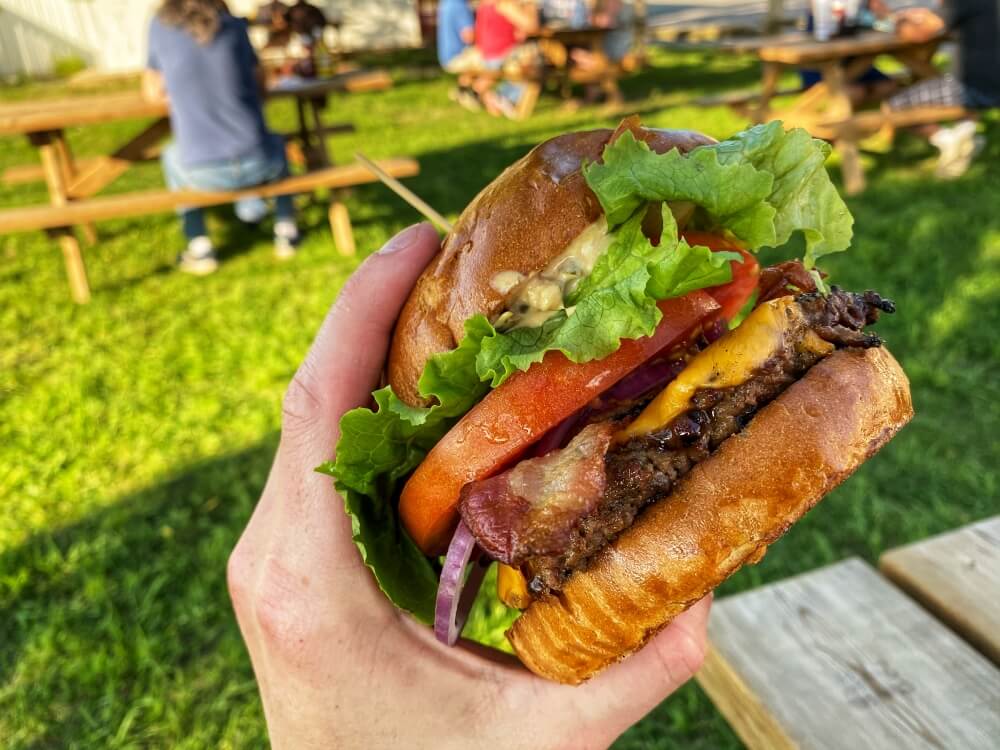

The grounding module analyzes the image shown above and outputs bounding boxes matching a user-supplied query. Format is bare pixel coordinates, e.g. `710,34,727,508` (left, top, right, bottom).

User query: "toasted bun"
387,124,715,405
507,346,913,684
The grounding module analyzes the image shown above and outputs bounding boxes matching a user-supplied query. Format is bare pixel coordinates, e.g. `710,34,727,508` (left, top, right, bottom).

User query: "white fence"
0,0,421,78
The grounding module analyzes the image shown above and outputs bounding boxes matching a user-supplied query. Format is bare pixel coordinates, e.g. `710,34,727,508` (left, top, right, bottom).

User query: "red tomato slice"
400,292,721,555
683,231,760,323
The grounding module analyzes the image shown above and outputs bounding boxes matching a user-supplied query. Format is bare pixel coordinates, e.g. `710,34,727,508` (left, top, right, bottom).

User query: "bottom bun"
507,346,913,684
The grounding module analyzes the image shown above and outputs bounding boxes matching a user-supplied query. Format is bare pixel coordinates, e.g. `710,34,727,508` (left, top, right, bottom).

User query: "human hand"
592,12,614,28
868,0,890,20
227,223,712,750
893,7,945,42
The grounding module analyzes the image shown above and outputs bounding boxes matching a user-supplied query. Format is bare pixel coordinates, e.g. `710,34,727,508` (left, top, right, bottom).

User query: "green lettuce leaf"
475,207,739,385
583,130,776,245
317,317,494,624
583,122,853,266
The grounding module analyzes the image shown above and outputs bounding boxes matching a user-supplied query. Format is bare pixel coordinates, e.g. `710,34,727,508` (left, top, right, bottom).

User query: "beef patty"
458,285,896,597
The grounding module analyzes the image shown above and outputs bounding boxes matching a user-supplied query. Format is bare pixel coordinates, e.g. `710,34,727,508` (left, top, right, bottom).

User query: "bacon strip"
458,423,615,565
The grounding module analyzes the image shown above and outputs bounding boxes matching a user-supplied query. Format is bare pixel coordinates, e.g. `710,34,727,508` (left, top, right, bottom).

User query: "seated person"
438,0,475,73
437,0,480,110
540,0,589,28
271,1,331,82
596,0,635,65
475,0,539,68
474,0,540,117
886,0,998,177
290,1,331,73
144,0,298,274
568,0,633,104
256,0,288,27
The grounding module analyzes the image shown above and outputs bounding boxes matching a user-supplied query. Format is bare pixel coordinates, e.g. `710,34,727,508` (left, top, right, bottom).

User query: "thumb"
278,221,440,469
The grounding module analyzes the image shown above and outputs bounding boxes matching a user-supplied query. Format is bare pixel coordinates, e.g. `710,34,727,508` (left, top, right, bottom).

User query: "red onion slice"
434,521,487,646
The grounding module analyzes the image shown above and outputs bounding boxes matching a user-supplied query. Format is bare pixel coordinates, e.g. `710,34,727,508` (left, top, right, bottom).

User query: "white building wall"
0,0,420,78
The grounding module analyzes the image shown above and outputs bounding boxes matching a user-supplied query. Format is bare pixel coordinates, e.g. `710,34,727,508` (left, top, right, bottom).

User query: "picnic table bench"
0,69,415,303
698,516,1000,749
711,30,967,194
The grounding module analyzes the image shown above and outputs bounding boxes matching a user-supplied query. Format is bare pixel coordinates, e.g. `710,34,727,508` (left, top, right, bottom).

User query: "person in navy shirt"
144,0,299,275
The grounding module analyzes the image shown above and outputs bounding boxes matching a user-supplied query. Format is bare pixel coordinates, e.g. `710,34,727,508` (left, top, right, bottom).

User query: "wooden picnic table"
699,515,1000,749
0,69,394,303
536,24,625,105
721,30,951,194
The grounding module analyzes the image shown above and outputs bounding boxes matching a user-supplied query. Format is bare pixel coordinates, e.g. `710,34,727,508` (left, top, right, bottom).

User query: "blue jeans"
162,134,295,240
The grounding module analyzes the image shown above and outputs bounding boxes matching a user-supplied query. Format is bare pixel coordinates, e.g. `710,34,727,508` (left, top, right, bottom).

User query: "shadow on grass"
621,53,762,102
0,440,278,746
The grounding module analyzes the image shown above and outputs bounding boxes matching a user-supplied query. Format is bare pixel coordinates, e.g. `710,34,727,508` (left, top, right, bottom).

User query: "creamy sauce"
492,218,612,331
616,297,834,441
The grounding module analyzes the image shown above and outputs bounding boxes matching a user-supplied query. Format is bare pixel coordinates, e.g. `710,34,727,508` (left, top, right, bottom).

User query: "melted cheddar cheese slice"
616,297,833,442
497,563,532,609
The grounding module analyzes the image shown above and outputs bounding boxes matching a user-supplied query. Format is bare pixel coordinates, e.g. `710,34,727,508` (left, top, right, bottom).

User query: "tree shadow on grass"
621,52,762,103
0,440,278,747
0,426,739,749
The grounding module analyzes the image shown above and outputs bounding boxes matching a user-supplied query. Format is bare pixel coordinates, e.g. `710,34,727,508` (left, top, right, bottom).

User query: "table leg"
307,97,332,168
819,62,853,121
31,130,91,303
838,139,865,195
294,98,314,166
68,117,170,199
51,228,92,303
328,201,355,257
51,132,98,246
819,62,866,194
893,42,941,82
753,62,781,123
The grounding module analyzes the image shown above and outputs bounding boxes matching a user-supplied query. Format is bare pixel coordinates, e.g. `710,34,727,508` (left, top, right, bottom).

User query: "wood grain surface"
881,516,1000,667
0,158,419,234
755,31,944,65
698,557,1000,750
0,70,391,136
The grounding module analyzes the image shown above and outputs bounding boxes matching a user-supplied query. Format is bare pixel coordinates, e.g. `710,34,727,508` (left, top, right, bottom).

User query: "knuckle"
226,542,251,609
250,554,325,667
281,358,327,436
251,557,313,652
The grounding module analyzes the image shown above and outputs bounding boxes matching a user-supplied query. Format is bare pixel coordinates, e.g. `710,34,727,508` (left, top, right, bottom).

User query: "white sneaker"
177,236,219,275
274,220,300,260
930,121,982,179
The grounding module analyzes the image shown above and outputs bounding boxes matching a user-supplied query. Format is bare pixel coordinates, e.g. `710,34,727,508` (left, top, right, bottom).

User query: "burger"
319,117,913,685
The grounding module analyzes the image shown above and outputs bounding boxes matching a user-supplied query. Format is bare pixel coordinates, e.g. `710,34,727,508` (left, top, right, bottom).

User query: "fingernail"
377,223,430,256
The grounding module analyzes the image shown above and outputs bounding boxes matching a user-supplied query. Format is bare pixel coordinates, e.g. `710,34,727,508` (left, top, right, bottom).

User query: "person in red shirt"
475,0,538,64
472,1,539,117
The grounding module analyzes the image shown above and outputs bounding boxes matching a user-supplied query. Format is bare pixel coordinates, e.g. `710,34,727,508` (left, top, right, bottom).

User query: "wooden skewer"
355,152,454,234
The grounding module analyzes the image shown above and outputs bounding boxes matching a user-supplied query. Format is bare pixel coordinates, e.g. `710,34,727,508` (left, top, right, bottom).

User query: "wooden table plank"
0,70,390,137
0,158,420,234
0,93,168,137
756,31,944,65
266,69,392,99
881,517,1000,667
698,558,1000,750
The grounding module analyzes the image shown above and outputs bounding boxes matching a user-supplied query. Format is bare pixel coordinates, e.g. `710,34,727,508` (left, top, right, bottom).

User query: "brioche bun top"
387,122,715,405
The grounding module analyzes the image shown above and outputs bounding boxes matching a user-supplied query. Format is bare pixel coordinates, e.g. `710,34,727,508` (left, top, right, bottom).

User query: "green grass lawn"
2,49,998,748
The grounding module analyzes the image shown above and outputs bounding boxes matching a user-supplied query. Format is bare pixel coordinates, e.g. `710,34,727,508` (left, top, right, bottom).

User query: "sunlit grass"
2,48,998,748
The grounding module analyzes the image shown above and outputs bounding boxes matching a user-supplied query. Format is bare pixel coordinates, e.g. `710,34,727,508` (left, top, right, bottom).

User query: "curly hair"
158,0,231,45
